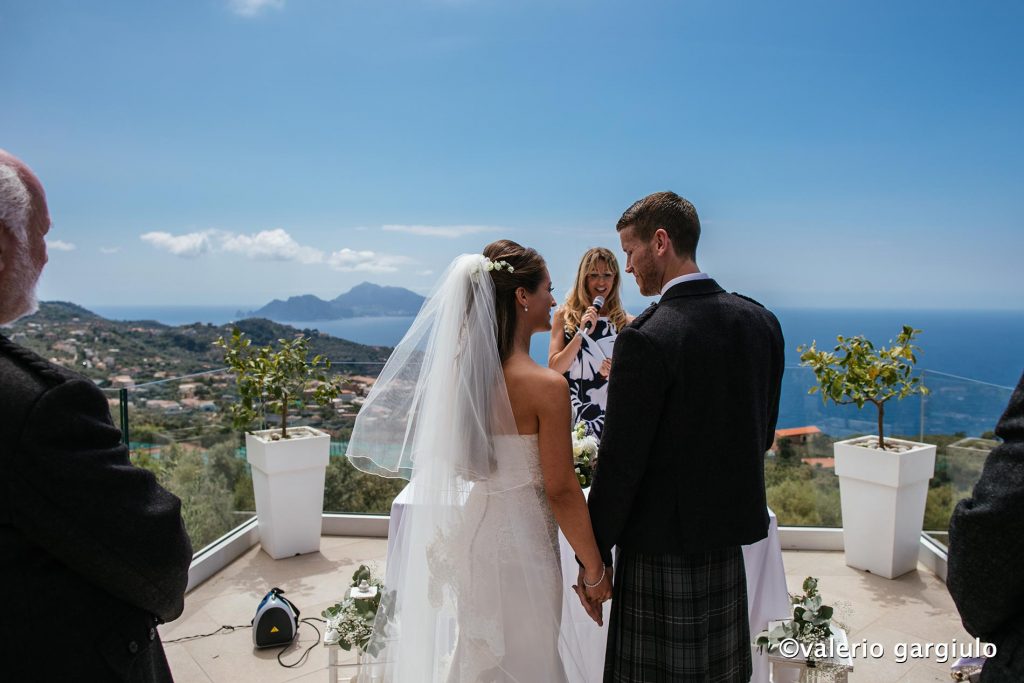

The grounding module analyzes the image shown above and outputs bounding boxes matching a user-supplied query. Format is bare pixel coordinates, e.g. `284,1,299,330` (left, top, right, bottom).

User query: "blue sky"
3,0,1021,310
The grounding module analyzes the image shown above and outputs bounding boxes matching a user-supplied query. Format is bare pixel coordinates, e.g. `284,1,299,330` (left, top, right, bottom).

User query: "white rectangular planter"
246,426,330,560
834,436,936,579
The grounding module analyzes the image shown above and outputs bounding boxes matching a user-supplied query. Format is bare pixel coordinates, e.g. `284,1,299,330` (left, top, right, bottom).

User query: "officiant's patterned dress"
564,317,617,439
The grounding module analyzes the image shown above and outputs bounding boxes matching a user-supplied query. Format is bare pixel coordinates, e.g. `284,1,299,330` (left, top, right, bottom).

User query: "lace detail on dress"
431,434,567,682
426,527,454,611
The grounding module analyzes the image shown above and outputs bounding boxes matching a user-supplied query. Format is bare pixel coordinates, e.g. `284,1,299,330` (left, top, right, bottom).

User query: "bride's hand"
573,573,602,625
583,565,613,616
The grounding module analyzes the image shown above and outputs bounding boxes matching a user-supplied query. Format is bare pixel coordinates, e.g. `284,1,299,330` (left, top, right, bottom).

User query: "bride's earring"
524,305,529,312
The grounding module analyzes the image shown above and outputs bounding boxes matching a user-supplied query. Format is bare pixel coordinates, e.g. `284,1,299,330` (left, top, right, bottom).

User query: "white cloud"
99,246,121,254
382,224,499,238
46,239,76,252
140,227,410,273
328,248,412,273
417,269,435,276
141,230,214,258
221,228,324,264
228,0,284,17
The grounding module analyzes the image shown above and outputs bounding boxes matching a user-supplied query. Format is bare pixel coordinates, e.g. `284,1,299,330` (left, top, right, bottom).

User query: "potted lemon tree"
217,329,341,559
799,326,932,579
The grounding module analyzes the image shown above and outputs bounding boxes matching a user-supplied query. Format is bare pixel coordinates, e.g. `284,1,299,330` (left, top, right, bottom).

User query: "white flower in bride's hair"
485,261,495,272
508,265,514,273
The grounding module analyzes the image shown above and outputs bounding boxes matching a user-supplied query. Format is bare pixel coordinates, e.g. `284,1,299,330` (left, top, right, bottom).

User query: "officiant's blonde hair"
562,247,629,335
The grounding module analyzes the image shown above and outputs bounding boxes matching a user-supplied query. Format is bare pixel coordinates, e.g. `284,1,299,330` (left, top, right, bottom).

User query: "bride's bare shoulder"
505,359,567,394
505,360,569,426
527,364,569,399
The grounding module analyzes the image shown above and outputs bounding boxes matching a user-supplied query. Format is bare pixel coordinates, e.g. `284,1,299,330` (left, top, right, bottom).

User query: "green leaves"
798,326,930,449
321,564,389,654
215,328,343,439
753,575,841,658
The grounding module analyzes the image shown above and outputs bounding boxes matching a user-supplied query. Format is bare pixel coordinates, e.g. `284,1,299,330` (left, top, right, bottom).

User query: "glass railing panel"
118,370,255,556
107,360,402,555
771,366,1013,543
318,362,407,515
768,366,928,528
107,357,1011,552
919,370,1012,550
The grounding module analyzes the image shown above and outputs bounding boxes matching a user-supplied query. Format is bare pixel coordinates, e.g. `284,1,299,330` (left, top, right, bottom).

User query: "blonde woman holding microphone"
549,247,633,439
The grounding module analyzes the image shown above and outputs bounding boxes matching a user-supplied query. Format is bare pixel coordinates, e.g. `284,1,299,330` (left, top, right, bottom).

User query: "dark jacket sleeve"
588,327,670,566
7,379,193,623
766,317,785,452
947,372,1024,669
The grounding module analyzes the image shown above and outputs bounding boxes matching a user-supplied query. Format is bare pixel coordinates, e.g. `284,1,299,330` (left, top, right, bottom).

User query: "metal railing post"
119,387,130,447
919,371,927,443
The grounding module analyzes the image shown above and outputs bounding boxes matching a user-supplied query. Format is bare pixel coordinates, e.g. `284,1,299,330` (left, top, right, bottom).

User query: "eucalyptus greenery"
798,325,929,450
755,576,837,658
215,328,341,439
322,564,393,656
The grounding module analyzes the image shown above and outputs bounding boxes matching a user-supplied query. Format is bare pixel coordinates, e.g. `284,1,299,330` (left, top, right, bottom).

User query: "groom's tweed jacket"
0,334,192,682
589,278,784,565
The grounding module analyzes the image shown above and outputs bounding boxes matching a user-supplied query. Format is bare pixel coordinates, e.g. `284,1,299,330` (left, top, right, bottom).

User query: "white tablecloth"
388,485,790,683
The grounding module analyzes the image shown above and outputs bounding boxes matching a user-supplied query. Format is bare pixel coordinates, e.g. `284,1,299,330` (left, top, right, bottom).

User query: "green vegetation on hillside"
6,301,392,385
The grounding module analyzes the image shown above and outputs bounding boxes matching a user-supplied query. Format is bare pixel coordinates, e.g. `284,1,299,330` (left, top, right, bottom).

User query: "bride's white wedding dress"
345,254,587,682
438,434,567,682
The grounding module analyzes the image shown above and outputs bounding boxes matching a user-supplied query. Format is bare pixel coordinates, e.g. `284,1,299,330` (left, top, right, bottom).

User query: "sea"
91,304,1023,438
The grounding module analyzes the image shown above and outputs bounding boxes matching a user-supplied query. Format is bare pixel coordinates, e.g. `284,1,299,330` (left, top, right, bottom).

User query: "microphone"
583,296,605,335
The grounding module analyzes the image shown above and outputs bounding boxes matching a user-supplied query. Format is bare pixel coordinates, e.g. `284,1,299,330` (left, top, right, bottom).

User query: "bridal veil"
346,254,589,682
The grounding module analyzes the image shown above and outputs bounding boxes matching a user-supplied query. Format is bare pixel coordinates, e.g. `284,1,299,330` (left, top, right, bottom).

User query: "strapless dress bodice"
490,433,543,490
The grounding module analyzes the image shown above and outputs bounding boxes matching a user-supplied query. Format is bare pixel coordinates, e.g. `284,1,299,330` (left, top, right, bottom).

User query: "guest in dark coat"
0,148,193,682
587,192,785,682
947,371,1024,682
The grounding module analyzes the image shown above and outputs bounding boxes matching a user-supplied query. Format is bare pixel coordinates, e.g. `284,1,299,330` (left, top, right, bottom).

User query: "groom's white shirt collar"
660,272,710,298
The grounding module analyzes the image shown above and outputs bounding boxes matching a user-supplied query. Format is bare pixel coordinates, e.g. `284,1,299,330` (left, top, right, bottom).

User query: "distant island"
243,282,425,321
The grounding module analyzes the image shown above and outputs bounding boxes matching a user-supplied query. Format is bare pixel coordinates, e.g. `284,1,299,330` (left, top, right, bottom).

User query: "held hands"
573,565,613,626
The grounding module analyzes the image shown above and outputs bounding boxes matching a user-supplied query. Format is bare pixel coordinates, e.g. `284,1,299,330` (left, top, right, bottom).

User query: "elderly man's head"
0,149,50,325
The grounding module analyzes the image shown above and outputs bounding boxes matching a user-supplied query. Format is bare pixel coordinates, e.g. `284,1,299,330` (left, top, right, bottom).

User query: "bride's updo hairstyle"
483,239,547,361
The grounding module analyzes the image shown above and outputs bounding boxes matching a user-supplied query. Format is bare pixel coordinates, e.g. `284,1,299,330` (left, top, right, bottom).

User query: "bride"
346,240,612,682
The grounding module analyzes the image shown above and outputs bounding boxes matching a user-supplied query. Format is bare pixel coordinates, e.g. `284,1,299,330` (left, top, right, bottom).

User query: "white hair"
0,236,38,324
0,161,32,242
0,160,39,324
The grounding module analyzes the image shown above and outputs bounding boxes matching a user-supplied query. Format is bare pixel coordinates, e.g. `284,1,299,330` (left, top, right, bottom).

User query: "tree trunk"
877,401,885,450
281,392,288,439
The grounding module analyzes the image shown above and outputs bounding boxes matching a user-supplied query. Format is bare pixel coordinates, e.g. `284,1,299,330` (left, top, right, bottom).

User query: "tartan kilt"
604,546,752,683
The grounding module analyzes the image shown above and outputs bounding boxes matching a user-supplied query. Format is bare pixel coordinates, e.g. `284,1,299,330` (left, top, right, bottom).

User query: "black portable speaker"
252,587,300,648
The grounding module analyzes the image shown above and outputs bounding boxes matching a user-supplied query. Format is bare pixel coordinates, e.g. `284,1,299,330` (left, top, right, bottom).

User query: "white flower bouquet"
572,421,599,488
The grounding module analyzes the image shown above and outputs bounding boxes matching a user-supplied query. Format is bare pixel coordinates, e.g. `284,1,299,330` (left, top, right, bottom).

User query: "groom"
587,192,784,682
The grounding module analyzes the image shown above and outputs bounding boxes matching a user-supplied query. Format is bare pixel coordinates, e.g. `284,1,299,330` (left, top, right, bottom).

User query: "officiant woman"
549,247,633,439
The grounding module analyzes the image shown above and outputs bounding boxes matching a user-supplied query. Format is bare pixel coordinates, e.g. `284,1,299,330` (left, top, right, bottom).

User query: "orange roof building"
775,426,821,438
